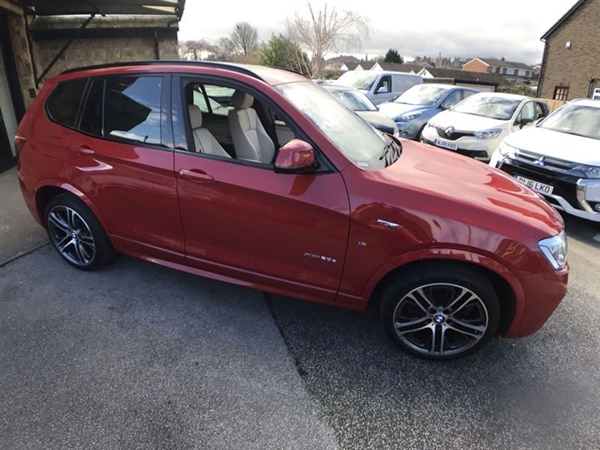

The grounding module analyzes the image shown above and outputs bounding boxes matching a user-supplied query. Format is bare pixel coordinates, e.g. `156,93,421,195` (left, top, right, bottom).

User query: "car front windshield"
277,81,399,170
335,72,379,91
453,95,522,120
394,85,447,106
328,88,378,112
540,104,600,140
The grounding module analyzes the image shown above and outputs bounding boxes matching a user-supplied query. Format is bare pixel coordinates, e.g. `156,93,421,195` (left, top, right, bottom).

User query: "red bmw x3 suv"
16,61,568,359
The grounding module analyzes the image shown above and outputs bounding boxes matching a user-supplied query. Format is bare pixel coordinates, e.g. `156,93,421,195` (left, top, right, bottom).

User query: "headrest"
231,90,254,109
188,104,203,128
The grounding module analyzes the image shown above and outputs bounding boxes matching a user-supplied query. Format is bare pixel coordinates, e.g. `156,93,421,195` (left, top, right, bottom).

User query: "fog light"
593,203,600,212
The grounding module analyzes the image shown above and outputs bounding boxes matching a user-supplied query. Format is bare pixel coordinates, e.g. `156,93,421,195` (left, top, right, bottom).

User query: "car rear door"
66,74,185,263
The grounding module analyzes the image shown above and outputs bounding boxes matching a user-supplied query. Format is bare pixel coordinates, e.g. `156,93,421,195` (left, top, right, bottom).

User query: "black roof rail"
60,60,265,81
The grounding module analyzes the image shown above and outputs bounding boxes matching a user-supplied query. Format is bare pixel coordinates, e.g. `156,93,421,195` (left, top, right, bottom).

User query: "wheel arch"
34,182,111,235
365,257,521,337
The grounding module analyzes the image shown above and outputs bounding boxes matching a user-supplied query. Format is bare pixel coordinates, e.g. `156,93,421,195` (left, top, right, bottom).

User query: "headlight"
475,129,502,140
571,164,600,179
396,111,423,122
497,141,517,158
538,230,567,270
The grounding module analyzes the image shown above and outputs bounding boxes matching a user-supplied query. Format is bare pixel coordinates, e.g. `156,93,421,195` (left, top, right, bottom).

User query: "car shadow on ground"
561,212,600,248
268,288,600,450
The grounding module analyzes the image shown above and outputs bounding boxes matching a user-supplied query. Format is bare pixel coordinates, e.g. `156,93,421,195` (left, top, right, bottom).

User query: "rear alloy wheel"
45,194,117,270
381,267,500,360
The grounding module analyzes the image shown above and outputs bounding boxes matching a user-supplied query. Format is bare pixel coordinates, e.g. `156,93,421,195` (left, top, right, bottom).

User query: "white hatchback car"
421,93,549,162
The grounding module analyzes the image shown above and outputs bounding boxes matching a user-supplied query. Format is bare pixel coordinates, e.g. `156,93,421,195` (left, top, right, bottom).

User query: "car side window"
442,90,461,108
79,78,104,136
182,79,299,166
520,102,536,122
104,76,163,145
46,78,88,128
462,90,476,101
79,75,164,146
534,102,548,119
376,76,391,93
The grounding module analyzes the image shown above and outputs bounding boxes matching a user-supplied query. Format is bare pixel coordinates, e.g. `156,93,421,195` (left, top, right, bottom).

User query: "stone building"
538,0,600,101
0,0,185,171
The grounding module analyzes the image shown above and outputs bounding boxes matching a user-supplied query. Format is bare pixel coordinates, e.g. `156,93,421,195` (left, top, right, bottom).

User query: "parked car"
323,84,399,136
335,70,423,105
421,93,549,162
378,84,478,140
490,98,600,223
16,61,568,360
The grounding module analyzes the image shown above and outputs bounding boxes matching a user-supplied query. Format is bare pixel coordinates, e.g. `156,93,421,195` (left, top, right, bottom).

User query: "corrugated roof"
15,0,185,18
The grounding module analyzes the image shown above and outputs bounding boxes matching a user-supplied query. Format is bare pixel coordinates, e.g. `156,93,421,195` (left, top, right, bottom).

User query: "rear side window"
78,75,163,146
104,76,162,145
46,78,88,128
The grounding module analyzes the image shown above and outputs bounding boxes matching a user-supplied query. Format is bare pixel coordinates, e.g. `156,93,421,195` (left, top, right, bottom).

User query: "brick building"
0,0,185,170
463,58,534,84
538,0,600,100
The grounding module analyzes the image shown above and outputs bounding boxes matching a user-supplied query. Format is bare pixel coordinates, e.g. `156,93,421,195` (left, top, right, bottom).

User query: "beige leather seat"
188,105,231,158
228,91,275,163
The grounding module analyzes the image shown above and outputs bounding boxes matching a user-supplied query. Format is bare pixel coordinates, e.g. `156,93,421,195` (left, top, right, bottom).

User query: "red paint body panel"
16,62,569,343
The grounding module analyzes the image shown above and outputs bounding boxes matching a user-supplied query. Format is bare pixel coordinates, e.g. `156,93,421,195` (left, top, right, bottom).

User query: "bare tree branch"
231,21,259,56
286,2,370,78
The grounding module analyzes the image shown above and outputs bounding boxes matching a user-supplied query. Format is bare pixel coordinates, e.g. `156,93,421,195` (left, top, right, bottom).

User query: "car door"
173,77,350,301
67,74,185,263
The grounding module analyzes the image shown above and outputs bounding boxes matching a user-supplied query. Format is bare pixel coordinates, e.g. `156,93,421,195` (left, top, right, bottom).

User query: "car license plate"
514,175,554,195
434,138,458,151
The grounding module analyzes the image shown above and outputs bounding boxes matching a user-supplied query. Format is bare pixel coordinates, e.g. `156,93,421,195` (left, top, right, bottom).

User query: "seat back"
228,91,275,163
188,105,230,158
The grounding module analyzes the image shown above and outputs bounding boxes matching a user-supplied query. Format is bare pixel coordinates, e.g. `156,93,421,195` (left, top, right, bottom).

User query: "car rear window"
46,78,88,128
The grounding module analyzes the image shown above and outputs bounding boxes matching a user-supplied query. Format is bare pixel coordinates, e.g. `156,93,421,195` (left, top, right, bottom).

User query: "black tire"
415,124,426,141
380,264,500,360
45,193,117,271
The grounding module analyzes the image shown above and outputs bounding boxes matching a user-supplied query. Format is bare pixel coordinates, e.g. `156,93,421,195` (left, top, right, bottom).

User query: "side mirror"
274,139,317,174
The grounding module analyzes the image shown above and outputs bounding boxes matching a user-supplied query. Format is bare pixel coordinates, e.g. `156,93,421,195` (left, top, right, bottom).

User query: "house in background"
418,67,507,92
463,58,534,84
370,62,427,74
538,0,599,100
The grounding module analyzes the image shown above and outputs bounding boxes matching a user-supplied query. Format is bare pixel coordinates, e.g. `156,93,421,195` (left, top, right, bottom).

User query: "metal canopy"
15,0,185,18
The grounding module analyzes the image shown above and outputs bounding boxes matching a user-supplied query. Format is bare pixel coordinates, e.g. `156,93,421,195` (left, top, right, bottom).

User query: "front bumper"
504,266,569,338
421,128,500,162
492,156,600,223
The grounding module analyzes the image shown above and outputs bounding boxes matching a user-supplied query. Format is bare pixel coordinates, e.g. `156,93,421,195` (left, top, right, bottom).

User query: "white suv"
421,93,549,162
490,99,600,223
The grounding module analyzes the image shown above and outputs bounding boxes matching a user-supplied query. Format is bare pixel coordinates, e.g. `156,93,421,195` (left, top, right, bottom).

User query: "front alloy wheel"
381,266,500,360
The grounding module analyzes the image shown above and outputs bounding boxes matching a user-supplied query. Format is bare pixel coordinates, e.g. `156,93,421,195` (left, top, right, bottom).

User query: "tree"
384,48,404,64
231,21,259,56
286,2,370,78
259,34,311,77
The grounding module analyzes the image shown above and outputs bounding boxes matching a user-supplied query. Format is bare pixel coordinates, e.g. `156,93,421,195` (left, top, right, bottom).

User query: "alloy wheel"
392,283,489,357
47,205,96,267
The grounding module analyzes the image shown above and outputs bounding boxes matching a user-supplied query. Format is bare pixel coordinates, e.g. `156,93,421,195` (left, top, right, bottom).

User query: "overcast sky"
179,0,578,64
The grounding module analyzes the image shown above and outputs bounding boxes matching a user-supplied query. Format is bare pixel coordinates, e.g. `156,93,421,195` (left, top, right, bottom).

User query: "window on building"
502,68,508,74
553,86,569,101
525,70,530,77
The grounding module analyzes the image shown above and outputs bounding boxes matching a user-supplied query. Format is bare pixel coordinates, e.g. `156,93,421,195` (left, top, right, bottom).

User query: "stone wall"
33,34,178,79
7,14,36,107
539,0,600,100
